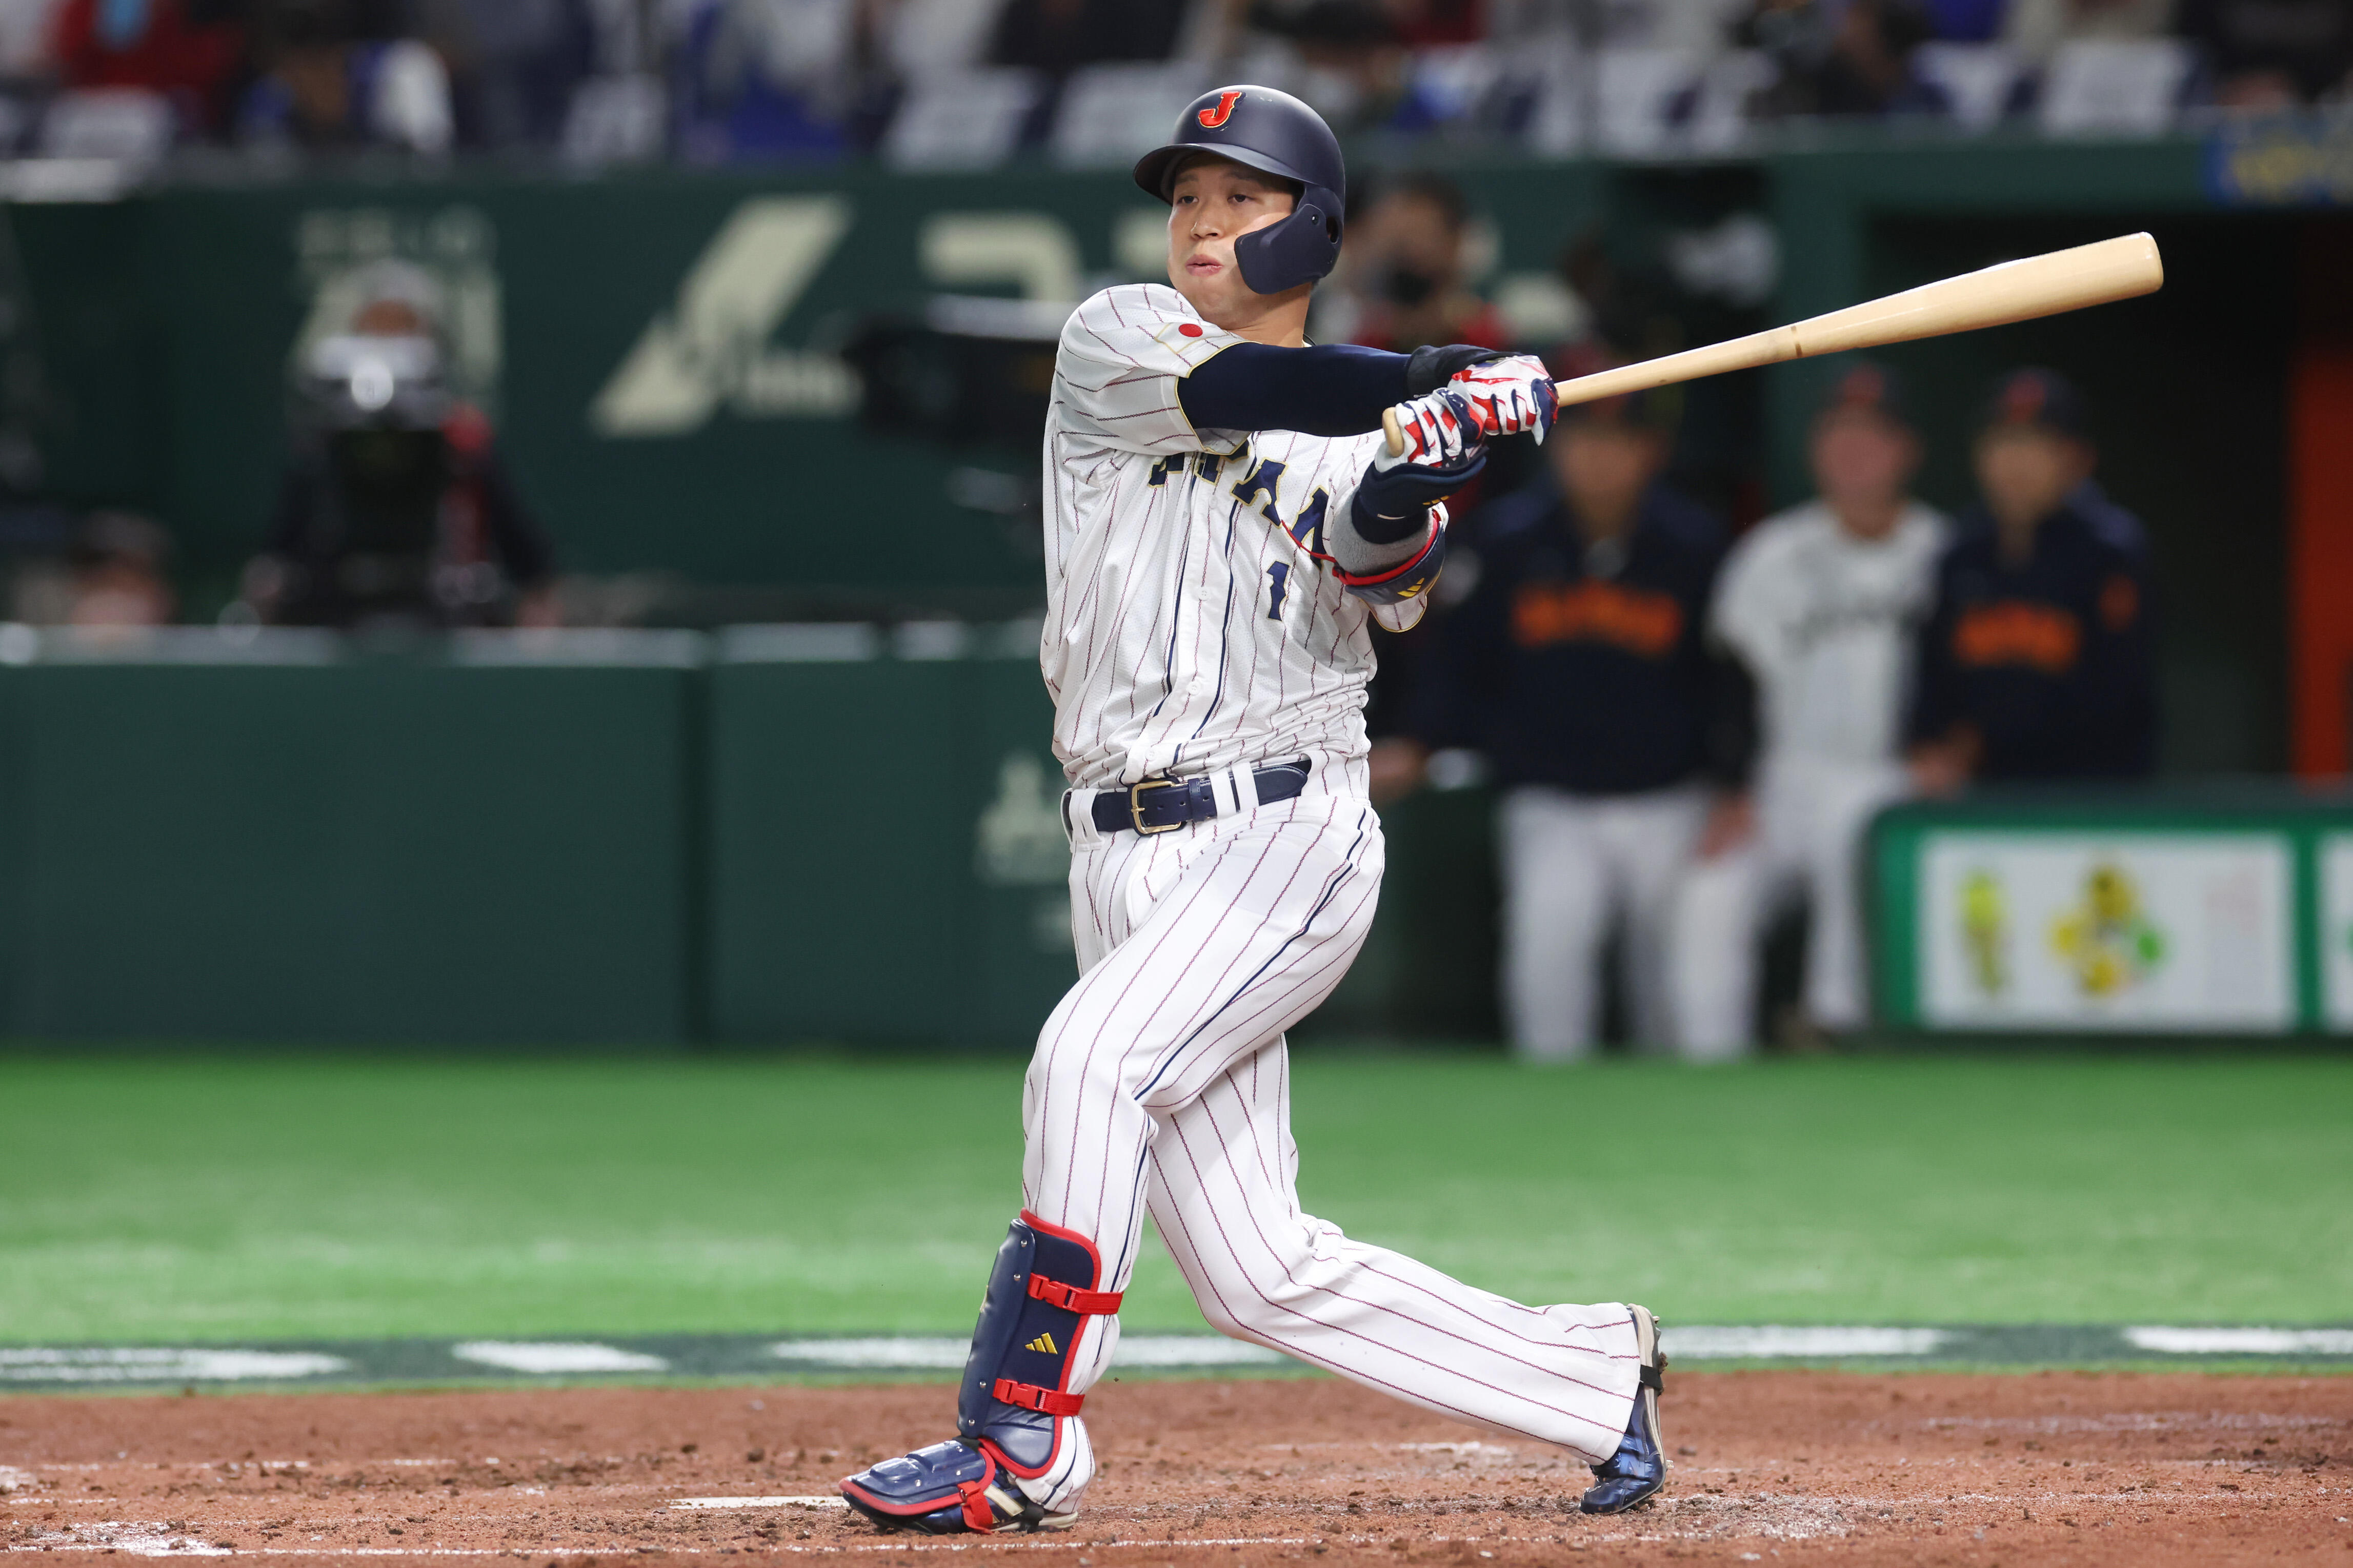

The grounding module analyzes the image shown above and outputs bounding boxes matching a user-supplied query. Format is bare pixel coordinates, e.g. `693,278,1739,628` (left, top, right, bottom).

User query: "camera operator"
241,269,557,630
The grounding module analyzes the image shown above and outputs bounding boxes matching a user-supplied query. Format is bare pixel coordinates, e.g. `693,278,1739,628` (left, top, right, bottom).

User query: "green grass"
0,1051,2346,1343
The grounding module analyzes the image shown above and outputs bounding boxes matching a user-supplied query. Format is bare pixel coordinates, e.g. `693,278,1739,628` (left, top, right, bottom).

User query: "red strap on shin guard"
1027,1274,1123,1314
956,1478,997,1532
992,1378,1085,1416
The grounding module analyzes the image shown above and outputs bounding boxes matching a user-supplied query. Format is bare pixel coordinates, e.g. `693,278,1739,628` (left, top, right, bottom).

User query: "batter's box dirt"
3,1373,2347,1565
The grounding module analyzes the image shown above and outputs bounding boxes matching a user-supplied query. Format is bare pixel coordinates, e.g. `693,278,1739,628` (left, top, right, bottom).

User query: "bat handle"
1380,406,1404,458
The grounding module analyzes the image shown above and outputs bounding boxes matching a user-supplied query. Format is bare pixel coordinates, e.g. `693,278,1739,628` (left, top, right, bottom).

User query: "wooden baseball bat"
1382,231,2163,456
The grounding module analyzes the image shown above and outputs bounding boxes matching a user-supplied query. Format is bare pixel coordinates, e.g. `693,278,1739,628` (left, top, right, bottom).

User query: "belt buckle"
1129,778,1182,834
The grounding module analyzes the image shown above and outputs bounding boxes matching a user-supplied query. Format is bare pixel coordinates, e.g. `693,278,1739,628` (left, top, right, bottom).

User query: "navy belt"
1091,760,1312,836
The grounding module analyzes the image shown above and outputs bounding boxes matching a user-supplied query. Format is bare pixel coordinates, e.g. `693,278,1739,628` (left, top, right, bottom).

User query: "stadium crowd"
0,0,2339,164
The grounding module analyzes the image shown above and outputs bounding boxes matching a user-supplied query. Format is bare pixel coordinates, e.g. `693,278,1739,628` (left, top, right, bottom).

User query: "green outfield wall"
703,623,1077,1045
0,631,703,1043
0,628,2350,1046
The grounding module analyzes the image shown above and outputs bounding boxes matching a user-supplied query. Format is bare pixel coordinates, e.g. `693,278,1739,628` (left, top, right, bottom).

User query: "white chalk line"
672,1497,847,1511
9,1493,2322,1560
2,1537,1602,1559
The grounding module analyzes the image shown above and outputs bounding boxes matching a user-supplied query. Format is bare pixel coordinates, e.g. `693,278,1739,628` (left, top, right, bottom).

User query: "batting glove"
1363,389,1486,523
1449,352,1559,444
1380,386,1482,472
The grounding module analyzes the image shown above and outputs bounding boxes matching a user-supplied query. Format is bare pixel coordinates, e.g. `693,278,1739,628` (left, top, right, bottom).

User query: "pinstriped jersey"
1041,283,1411,792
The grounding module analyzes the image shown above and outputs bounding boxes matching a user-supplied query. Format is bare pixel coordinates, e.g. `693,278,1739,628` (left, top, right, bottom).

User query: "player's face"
1810,410,1920,533
1168,158,1299,323
1975,425,2094,533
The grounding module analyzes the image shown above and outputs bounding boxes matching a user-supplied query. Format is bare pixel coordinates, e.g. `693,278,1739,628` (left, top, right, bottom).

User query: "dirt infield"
4,1373,2347,1565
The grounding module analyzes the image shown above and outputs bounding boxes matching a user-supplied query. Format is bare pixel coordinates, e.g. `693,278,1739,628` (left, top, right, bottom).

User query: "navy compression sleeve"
1177,342,1411,437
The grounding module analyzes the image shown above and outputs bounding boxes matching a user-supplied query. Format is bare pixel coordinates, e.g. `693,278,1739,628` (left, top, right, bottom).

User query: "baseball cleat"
1579,1305,1668,1514
840,1438,1076,1535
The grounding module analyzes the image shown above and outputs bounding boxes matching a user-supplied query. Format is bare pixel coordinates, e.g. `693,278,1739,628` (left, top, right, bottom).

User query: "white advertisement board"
1918,831,2295,1031
2320,834,2353,1031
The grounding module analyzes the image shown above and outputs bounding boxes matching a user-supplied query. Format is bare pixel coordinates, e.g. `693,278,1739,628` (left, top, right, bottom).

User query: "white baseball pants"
1015,779,1642,1511
1667,756,1908,1055
1496,784,1712,1061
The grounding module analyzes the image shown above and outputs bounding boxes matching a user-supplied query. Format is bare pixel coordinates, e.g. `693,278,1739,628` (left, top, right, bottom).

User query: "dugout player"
1666,363,1949,1056
839,86,1670,1536
1378,379,1731,1060
1906,368,2157,785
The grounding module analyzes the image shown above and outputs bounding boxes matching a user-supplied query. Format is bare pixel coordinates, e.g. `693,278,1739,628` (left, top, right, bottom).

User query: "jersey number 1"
1265,562,1290,621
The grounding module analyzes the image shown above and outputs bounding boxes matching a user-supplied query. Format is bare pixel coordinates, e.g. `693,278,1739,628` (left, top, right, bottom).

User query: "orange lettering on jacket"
1511,580,1684,657
1952,600,2081,672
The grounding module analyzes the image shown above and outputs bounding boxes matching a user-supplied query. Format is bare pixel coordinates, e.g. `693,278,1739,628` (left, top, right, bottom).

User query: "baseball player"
1667,363,1949,1055
1907,368,2157,784
840,86,1667,1535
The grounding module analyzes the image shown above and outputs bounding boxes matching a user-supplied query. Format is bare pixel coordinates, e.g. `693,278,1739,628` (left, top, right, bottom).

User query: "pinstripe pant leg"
1145,1042,1642,1464
1008,793,1384,1507
1015,792,1639,1503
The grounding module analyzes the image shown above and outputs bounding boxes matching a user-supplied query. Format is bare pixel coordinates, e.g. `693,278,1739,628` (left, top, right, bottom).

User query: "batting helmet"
1132,85,1345,297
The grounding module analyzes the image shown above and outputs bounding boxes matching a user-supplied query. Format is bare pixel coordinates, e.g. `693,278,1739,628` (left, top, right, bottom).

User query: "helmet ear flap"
1232,184,1345,296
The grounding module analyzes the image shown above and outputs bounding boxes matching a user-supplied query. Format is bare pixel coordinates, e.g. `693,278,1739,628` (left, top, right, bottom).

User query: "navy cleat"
1579,1305,1668,1515
839,1439,1076,1535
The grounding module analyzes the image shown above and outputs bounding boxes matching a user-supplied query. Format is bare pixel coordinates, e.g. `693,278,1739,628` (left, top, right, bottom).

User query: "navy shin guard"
956,1211,1120,1479
840,1213,1119,1534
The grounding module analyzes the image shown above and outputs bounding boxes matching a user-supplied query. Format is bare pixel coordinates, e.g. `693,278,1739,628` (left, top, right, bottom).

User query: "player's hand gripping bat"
1381,232,2164,457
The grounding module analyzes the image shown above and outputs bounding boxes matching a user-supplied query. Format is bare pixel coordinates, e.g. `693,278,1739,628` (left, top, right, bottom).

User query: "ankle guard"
956,1211,1121,1479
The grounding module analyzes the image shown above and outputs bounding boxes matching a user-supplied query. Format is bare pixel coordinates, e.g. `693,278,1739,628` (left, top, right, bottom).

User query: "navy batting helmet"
1132,85,1345,297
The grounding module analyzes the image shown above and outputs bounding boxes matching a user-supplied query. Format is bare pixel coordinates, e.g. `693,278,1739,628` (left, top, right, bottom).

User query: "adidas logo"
1024,1333,1058,1355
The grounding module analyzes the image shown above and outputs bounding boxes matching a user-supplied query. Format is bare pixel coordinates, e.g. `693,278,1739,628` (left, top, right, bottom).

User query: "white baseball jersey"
1710,499,1949,766
1041,283,1414,792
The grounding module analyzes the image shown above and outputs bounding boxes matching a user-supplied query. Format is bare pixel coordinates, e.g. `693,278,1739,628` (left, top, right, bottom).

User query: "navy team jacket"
1906,482,2158,781
1411,475,1728,797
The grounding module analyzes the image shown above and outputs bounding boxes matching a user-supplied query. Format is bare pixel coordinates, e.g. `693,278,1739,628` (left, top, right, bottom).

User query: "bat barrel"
1790,231,2162,359
1381,232,2163,453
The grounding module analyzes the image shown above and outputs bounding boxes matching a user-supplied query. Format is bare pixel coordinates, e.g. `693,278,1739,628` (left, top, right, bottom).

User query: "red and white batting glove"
1449,353,1559,443
1380,387,1482,472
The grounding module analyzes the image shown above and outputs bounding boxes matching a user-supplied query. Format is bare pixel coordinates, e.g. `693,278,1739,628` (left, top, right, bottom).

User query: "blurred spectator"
2178,0,2353,106
241,262,557,630
67,510,174,627
1999,0,2173,67
1487,0,1748,50
417,0,595,150
1739,0,1941,115
1390,0,1485,42
11,509,176,628
1667,363,1948,1056
1921,0,2002,42
860,0,1000,78
988,0,1184,75
1906,368,2156,786
0,0,63,80
1338,173,1507,354
672,0,857,158
1260,0,1451,134
49,0,243,135
1376,378,1730,1059
237,0,455,153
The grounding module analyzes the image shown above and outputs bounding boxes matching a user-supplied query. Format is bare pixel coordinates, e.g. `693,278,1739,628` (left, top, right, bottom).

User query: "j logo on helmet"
1197,90,1243,128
